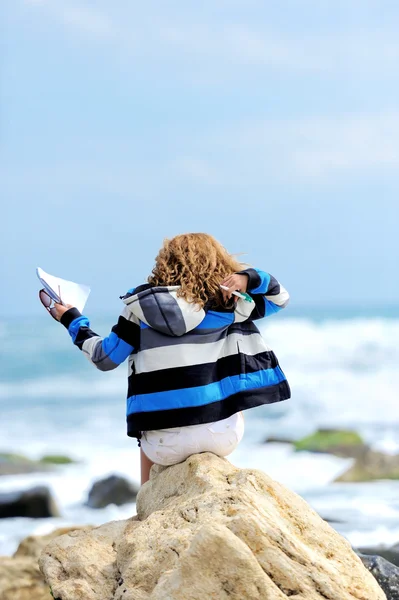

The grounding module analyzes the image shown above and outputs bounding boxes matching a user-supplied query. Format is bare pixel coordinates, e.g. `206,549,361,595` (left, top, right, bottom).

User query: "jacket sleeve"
60,306,140,371
238,268,290,321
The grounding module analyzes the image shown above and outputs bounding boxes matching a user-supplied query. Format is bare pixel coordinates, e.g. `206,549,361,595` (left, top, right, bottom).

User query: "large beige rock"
0,556,50,600
39,453,386,600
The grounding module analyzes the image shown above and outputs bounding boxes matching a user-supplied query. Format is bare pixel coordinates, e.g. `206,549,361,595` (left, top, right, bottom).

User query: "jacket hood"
123,286,206,336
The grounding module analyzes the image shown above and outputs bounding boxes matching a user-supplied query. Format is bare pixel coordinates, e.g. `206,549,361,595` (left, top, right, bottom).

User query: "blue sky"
1,0,398,317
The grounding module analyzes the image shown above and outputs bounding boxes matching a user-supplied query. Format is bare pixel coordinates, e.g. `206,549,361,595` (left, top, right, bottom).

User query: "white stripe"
266,285,289,306
82,335,102,362
174,293,205,330
233,297,256,323
125,300,147,324
133,332,271,374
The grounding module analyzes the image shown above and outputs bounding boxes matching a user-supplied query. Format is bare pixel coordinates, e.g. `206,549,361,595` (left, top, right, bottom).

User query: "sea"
1,306,399,556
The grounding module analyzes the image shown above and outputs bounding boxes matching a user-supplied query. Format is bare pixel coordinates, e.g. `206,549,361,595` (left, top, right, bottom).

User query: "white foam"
344,526,399,549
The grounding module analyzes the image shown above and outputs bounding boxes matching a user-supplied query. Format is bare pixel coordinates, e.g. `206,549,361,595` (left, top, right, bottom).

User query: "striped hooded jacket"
60,268,290,439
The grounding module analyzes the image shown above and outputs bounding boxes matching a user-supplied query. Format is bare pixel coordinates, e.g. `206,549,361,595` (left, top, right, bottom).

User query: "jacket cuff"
60,307,82,329
237,268,261,293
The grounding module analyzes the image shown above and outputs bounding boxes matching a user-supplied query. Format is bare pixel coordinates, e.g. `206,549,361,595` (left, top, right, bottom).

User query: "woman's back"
121,280,290,439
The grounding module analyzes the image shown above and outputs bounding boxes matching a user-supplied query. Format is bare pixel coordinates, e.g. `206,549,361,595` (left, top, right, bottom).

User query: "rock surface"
86,474,139,508
14,526,91,561
360,554,399,599
40,452,386,600
0,485,60,519
0,527,91,600
0,556,51,600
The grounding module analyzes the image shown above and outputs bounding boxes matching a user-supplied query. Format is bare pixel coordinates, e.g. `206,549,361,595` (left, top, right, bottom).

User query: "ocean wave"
260,317,399,370
0,371,126,399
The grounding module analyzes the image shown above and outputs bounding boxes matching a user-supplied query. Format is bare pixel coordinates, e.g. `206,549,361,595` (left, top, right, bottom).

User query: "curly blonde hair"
148,233,245,308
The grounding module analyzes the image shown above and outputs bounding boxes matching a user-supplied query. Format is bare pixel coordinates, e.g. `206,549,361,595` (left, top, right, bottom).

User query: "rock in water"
0,452,53,476
40,453,386,600
336,448,399,482
360,555,399,599
358,546,399,568
86,474,139,508
0,485,60,518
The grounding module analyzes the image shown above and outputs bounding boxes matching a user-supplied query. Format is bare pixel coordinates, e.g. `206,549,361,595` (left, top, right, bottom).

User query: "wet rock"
263,435,295,444
360,554,399,599
358,545,399,568
294,428,366,457
0,485,60,518
293,429,399,482
86,474,139,509
39,455,76,465
0,452,53,476
335,449,399,482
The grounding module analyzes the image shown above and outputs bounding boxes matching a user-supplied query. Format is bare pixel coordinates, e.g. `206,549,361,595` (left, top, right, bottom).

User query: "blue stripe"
127,367,286,414
140,311,233,331
250,269,270,294
196,311,234,329
68,316,90,343
102,332,133,364
265,298,283,317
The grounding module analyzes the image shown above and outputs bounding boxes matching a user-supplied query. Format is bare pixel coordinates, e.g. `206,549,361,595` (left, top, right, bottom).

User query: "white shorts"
141,412,245,467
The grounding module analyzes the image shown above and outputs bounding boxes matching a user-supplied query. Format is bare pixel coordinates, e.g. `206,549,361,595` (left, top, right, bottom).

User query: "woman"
43,233,290,484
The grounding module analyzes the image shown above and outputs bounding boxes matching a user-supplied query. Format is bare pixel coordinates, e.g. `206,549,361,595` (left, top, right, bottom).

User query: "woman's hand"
220,273,249,302
53,303,73,322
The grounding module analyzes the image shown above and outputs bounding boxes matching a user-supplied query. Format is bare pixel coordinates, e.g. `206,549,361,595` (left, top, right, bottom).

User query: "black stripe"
139,327,226,350
61,307,82,329
238,268,261,292
228,321,261,335
74,327,99,350
126,380,291,438
112,316,141,348
128,351,278,396
244,294,266,320
122,283,152,299
266,275,280,296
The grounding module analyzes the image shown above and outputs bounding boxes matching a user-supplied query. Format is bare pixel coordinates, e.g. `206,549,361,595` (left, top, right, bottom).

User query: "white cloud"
22,1,399,77
57,6,115,38
172,113,399,183
170,157,219,184
4,114,399,191
11,3,399,186
24,0,116,40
